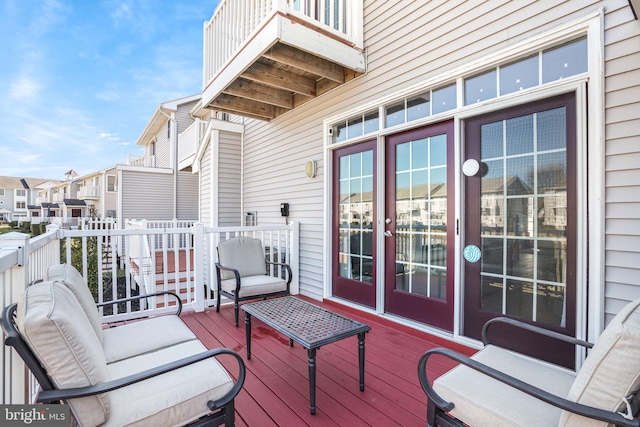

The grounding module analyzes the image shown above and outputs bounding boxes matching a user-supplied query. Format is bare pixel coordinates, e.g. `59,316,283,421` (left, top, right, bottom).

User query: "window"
16,201,26,209
107,175,117,192
167,120,171,139
0,188,4,196
106,210,116,218
16,189,26,197
332,110,379,143
384,84,457,129
464,37,587,106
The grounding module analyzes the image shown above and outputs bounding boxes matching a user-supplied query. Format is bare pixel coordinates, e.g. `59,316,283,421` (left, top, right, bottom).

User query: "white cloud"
8,77,40,100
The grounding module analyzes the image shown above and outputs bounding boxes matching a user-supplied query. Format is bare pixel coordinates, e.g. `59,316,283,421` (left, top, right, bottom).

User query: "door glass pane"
338,150,374,282
394,135,447,300
478,108,567,327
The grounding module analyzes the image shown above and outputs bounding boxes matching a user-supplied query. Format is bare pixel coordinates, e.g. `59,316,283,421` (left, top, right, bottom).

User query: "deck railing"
203,0,363,88
0,222,299,404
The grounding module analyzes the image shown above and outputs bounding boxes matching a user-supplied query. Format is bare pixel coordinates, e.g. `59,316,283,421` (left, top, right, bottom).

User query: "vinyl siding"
240,0,640,311
175,100,199,134
603,2,640,324
155,125,172,168
200,145,212,224
176,170,198,220
217,131,242,227
120,171,173,220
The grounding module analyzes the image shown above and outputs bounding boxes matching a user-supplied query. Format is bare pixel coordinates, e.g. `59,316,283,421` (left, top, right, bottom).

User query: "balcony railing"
0,221,299,404
78,185,100,199
177,120,209,170
126,154,156,167
201,0,365,120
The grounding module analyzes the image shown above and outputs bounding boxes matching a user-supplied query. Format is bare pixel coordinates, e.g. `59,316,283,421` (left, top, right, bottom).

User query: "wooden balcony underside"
202,14,366,122
181,297,475,426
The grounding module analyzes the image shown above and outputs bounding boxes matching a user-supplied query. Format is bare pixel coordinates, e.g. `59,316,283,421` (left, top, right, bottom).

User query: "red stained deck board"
181,296,476,427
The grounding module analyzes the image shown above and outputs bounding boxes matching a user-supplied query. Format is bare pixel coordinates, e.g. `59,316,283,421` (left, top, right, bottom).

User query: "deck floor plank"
181,296,475,427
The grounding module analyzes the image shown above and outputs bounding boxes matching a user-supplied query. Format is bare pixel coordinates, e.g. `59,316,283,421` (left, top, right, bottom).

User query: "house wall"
175,100,199,134
239,0,640,316
176,170,199,220
218,131,242,226
199,144,212,224
120,170,174,220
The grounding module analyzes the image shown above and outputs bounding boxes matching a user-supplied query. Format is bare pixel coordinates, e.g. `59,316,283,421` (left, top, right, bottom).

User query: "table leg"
358,332,366,391
245,313,252,360
308,348,317,415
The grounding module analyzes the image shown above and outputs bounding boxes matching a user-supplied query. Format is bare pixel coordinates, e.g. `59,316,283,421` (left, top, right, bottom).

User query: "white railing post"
0,232,31,404
289,221,300,294
193,223,206,312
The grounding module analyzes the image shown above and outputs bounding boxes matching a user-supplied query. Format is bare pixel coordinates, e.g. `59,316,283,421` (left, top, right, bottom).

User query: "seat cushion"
47,263,104,344
104,340,234,427
221,275,288,298
433,345,576,427
218,237,266,280
17,281,110,426
102,315,197,364
560,298,640,427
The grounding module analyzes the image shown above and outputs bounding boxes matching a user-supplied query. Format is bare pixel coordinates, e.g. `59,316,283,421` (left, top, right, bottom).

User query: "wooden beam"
242,62,316,97
207,106,270,122
224,79,294,109
208,94,275,120
263,44,345,84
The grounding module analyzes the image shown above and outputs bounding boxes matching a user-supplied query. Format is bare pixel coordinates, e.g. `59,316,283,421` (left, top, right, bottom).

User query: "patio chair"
2,276,245,426
216,236,292,327
418,298,640,427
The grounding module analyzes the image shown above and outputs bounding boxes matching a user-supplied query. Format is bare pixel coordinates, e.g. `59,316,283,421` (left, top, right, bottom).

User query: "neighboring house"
0,176,58,222
115,94,201,221
191,0,640,368
76,169,117,219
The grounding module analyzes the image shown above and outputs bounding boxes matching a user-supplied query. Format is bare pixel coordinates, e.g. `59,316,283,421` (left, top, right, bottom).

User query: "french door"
463,93,577,368
384,121,455,331
332,140,377,308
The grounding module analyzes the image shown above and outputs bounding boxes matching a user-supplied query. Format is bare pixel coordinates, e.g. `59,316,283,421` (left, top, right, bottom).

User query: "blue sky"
0,0,219,180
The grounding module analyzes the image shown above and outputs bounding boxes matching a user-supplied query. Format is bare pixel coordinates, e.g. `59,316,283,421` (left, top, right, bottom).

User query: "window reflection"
500,55,538,95
542,38,588,83
465,70,497,105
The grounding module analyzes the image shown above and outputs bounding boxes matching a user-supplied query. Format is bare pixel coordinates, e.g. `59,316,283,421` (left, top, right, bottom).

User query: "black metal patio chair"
418,298,640,427
215,236,291,326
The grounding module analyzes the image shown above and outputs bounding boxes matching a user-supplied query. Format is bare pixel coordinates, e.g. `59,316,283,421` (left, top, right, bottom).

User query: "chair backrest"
47,263,103,344
17,281,111,426
218,237,267,280
560,298,640,426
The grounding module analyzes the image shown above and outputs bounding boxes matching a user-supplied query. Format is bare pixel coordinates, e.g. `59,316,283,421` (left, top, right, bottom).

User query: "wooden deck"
180,296,476,427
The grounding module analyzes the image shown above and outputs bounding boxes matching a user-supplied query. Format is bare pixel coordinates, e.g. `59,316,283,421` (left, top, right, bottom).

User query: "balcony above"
201,0,366,121
78,186,100,200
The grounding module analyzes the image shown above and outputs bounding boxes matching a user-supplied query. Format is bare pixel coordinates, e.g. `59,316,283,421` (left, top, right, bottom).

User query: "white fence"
0,222,299,404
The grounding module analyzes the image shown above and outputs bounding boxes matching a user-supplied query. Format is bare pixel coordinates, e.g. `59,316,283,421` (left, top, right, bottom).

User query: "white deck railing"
203,0,363,88
0,221,299,404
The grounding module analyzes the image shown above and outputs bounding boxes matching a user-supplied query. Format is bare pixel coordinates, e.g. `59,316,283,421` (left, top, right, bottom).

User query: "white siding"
200,144,212,224
176,100,199,134
241,0,640,311
155,124,172,168
176,170,199,220
603,2,640,324
217,131,242,227
120,171,174,220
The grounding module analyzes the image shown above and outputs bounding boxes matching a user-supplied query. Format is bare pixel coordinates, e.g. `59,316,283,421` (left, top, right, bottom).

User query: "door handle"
384,230,393,237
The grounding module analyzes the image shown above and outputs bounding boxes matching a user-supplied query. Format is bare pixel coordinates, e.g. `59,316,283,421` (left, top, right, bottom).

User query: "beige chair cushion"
218,237,266,280
433,344,576,427
559,298,640,427
221,275,288,298
102,316,197,364
47,263,103,344
104,340,234,427
17,281,110,426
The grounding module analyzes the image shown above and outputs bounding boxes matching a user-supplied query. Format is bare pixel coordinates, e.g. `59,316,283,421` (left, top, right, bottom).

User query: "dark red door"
463,93,577,368
332,140,377,308
384,121,455,331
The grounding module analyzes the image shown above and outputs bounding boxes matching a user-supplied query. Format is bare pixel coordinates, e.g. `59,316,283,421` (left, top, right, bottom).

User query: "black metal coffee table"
241,296,371,415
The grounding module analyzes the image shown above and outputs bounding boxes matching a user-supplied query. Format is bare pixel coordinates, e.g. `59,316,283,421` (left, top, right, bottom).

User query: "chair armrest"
482,316,593,349
96,291,183,316
418,348,639,427
37,347,246,409
215,263,241,292
265,261,293,286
